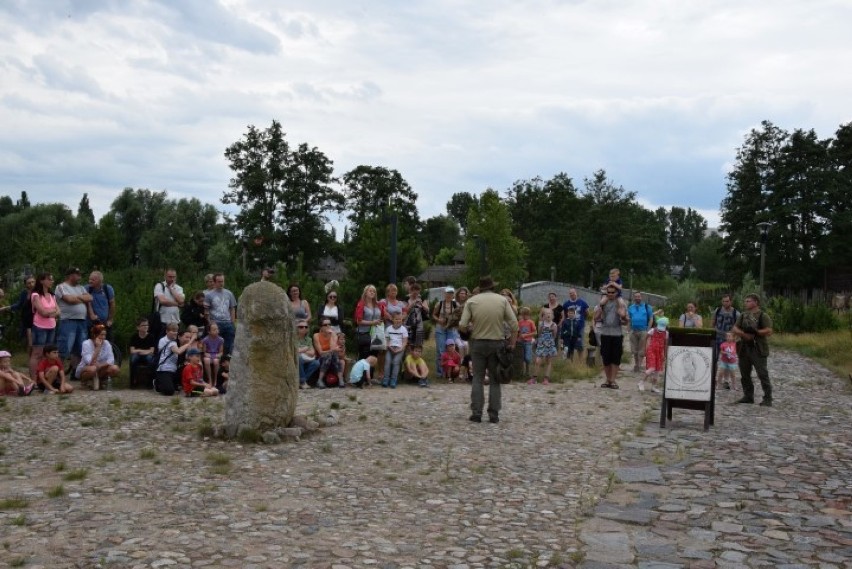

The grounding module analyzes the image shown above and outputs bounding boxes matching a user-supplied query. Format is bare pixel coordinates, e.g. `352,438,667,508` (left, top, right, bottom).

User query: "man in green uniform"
732,293,774,406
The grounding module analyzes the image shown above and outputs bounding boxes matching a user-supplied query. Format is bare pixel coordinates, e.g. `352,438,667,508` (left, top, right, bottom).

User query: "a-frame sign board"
659,327,717,431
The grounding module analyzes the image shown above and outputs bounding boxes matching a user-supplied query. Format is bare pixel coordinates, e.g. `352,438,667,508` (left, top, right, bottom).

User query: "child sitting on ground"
0,350,36,396
37,344,74,394
716,331,739,391
182,348,219,397
216,354,230,394
641,317,669,393
202,322,224,383
349,355,378,388
440,339,462,383
405,345,430,387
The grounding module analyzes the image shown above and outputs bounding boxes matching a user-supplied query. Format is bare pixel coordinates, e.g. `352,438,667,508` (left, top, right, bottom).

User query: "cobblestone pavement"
0,349,849,569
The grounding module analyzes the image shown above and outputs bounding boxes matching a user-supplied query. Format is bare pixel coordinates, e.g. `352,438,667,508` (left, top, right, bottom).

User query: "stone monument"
224,281,298,435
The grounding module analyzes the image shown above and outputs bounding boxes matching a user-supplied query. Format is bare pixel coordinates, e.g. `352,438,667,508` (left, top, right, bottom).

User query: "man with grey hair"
732,293,774,407
86,271,116,340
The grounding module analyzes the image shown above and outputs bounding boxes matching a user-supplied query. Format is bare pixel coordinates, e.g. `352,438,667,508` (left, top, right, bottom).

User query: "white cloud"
0,0,850,231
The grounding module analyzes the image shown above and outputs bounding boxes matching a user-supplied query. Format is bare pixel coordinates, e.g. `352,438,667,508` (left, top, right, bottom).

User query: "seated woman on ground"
37,344,73,394
77,323,120,390
296,318,319,389
312,318,344,388
0,350,36,396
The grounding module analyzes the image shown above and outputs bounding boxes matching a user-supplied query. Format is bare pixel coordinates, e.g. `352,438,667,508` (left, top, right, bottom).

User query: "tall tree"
506,173,584,281
666,206,708,266
77,193,96,227
222,120,343,270
342,165,424,285
446,192,478,234
421,215,461,264
464,189,526,287
17,191,30,209
109,188,168,267
825,123,852,262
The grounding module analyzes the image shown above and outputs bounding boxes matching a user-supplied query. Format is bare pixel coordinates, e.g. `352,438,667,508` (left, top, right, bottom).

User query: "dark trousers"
738,345,772,401
470,339,503,418
155,371,178,396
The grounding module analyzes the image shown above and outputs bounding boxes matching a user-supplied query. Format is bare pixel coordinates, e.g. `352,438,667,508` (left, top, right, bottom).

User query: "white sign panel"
664,346,713,401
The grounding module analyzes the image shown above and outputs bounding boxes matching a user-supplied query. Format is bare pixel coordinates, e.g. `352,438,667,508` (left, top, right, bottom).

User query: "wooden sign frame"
659,327,717,431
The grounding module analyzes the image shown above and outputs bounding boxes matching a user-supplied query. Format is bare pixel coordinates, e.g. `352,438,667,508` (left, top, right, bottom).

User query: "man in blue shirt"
627,291,654,372
86,271,116,340
562,288,589,331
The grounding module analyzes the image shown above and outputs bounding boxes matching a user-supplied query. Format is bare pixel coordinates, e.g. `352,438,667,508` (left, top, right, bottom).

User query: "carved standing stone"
224,281,298,434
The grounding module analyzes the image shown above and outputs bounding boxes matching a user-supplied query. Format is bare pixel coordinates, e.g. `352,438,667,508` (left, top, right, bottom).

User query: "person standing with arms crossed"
459,276,518,424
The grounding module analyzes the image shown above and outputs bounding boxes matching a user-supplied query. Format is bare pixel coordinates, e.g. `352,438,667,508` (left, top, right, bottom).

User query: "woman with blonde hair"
354,284,385,360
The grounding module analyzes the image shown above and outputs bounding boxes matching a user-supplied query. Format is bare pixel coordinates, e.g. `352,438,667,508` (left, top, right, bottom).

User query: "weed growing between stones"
320,441,333,453
139,448,157,460
63,468,89,481
96,453,115,466
441,444,454,481
9,557,26,567
9,514,26,526
0,425,11,434
236,428,262,444
206,452,232,475
47,484,65,498
0,497,29,509
54,461,66,472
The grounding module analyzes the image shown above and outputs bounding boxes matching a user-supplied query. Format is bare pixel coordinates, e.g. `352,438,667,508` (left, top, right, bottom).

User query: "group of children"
343,312,470,389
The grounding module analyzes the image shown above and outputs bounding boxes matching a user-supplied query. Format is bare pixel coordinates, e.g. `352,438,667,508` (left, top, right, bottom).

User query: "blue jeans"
32,325,57,347
522,342,533,364
216,320,235,355
383,349,405,386
57,319,88,360
299,357,320,385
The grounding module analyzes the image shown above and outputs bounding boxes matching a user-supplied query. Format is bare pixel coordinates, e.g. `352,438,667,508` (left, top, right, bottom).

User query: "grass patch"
47,484,65,498
10,557,26,567
9,514,26,526
63,468,89,481
139,448,157,460
329,402,341,410
96,453,116,466
236,428,262,444
0,497,29,510
206,452,232,475
772,331,852,378
54,461,66,472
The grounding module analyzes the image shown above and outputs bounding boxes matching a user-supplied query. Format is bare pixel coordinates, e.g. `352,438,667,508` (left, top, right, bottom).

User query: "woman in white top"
316,290,344,334
77,323,119,390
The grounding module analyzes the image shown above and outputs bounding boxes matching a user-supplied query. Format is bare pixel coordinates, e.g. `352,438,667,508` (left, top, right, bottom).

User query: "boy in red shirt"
517,307,537,378
37,344,74,394
440,340,462,383
182,348,219,397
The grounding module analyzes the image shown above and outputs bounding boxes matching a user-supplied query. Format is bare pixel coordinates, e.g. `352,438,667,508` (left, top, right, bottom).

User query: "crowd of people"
1,265,775,413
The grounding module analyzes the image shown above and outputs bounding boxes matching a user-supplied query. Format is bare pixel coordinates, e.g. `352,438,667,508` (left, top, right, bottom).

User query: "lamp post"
472,234,487,276
757,221,771,295
381,199,398,285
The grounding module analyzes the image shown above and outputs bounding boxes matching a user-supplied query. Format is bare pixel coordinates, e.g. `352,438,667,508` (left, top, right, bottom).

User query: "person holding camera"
732,293,774,407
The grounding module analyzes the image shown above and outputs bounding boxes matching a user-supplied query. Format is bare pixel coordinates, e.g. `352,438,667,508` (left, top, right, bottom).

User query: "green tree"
109,188,169,267
666,206,707,266
826,122,852,262
506,173,584,281
222,120,343,270
464,189,526,286
342,165,424,286
0,195,15,218
0,203,78,270
89,213,129,269
77,193,96,227
17,191,30,209
689,233,726,282
446,192,478,234
421,215,461,263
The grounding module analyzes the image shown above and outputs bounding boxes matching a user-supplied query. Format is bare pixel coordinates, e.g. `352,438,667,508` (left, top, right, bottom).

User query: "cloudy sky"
1,0,850,230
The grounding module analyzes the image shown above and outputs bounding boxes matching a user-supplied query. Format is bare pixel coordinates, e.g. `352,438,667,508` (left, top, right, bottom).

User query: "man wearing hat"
432,285,459,375
459,276,519,423
55,267,93,375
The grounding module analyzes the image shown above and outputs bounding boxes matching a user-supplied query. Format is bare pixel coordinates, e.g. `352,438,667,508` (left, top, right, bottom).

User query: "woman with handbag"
354,284,385,360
